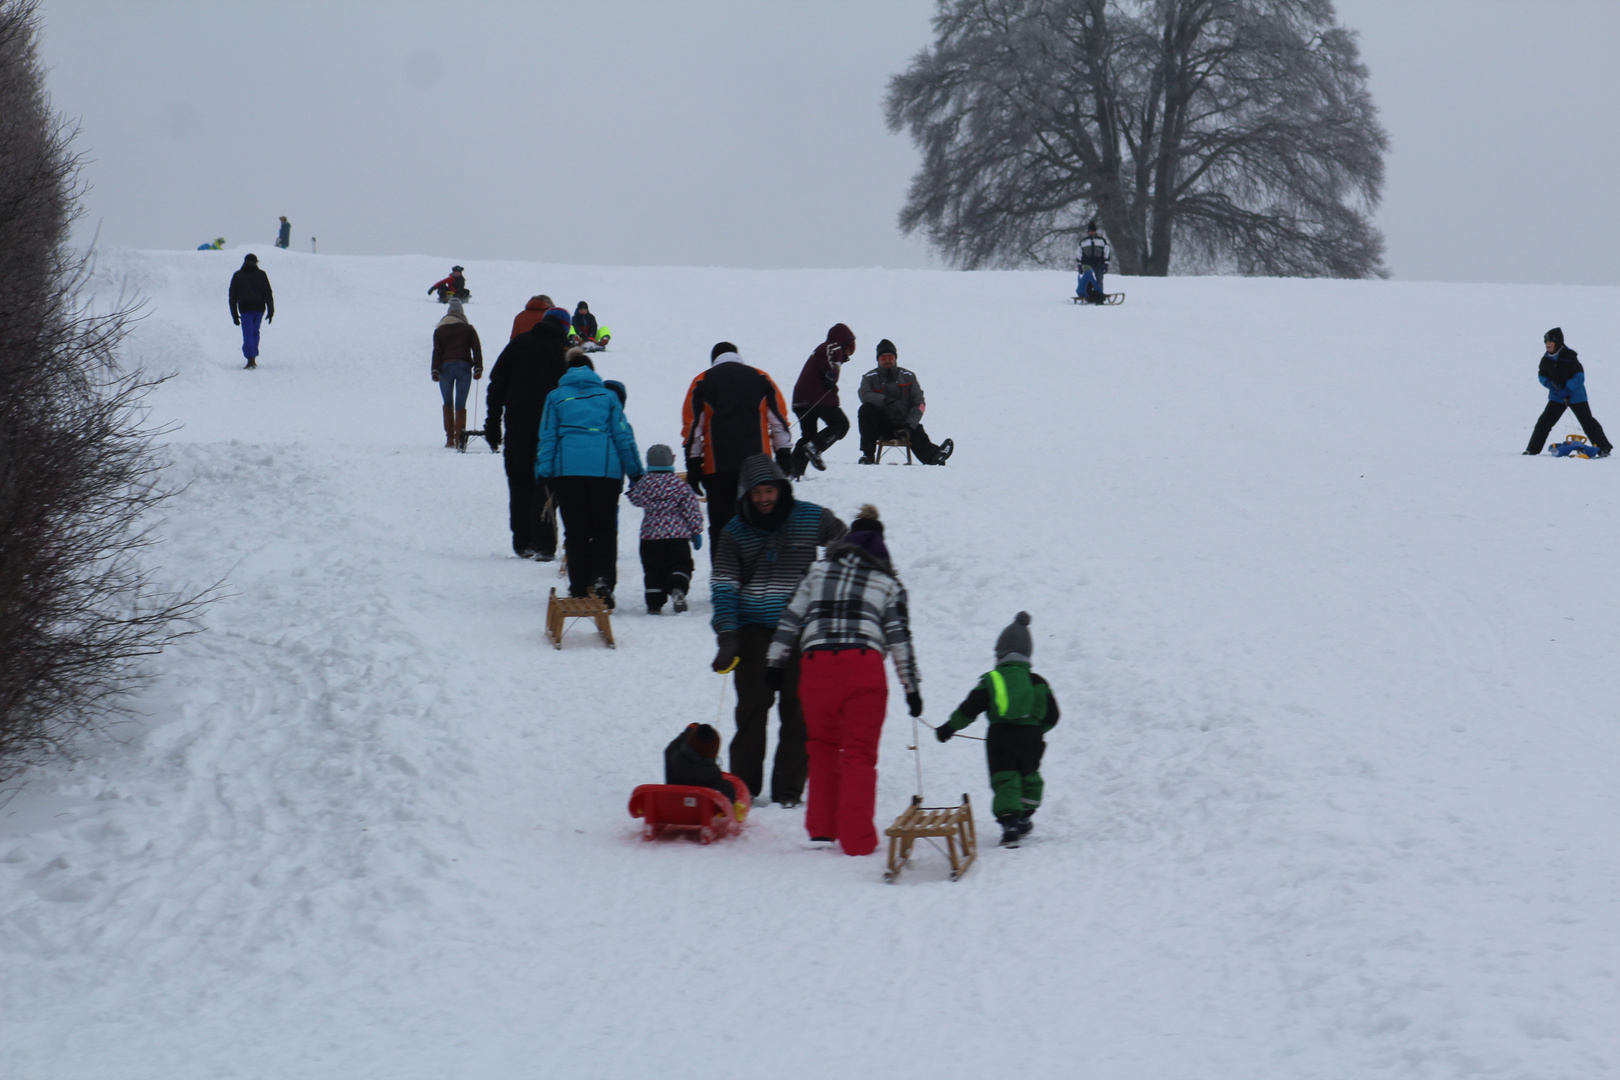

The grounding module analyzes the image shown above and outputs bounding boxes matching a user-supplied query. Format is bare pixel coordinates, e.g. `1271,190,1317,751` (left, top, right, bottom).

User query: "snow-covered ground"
3,248,1618,1079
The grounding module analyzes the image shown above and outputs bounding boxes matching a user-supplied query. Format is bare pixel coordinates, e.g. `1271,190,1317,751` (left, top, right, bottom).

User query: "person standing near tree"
710,453,845,807
227,253,274,370
275,216,291,249
431,299,483,448
1076,221,1112,300
1524,327,1612,456
681,342,795,551
767,505,919,855
787,322,855,479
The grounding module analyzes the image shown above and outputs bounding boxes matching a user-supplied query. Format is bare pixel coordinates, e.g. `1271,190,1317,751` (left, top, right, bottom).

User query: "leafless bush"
0,0,207,779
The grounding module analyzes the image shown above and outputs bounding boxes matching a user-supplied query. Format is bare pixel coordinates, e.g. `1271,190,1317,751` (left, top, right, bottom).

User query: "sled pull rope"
917,717,985,742
716,665,735,726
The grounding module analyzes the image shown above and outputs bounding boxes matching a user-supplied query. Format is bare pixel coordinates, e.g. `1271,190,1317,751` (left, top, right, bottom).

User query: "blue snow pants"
240,310,263,360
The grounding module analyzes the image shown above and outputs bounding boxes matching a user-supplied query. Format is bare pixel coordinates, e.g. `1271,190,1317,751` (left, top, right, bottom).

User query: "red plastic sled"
628,774,750,844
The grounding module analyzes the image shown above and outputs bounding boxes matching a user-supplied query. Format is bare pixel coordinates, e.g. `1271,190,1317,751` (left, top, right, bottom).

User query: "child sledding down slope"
664,723,745,817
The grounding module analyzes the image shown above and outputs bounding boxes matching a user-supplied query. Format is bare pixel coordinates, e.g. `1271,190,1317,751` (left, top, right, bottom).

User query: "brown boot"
442,405,455,448
454,408,467,450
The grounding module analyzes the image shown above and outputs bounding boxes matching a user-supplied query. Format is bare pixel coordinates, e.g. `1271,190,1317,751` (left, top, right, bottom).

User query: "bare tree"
886,0,1389,276
0,0,208,779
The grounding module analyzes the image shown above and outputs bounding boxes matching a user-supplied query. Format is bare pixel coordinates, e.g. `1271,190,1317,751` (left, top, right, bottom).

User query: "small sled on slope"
545,587,614,649
1550,434,1607,458
1071,293,1125,306
629,777,750,843
883,793,977,882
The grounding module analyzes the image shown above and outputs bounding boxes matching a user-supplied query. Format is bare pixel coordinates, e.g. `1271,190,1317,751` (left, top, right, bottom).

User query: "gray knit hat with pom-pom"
995,611,1033,663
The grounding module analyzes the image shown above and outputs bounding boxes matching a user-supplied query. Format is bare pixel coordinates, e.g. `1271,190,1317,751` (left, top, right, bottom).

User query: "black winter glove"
774,448,794,474
233,317,241,326
764,666,786,693
686,465,706,495
712,632,740,673
485,422,501,451
907,691,924,717
266,312,273,324
935,724,953,742
884,400,907,424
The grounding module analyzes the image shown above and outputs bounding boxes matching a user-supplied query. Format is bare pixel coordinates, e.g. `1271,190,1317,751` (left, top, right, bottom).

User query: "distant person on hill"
227,253,274,370
510,294,553,340
486,307,571,559
1076,220,1112,298
681,342,795,552
856,340,953,465
571,301,599,344
1524,327,1612,457
432,299,483,448
535,351,644,607
787,322,855,479
626,444,706,614
198,237,225,251
1075,264,1106,305
275,216,291,249
428,266,469,303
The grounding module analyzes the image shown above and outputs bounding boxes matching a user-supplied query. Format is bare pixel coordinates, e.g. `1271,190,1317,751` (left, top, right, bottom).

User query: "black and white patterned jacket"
767,543,919,693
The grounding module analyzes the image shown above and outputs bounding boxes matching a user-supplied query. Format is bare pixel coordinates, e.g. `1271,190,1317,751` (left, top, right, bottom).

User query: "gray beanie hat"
446,299,465,317
995,611,1033,663
646,444,675,470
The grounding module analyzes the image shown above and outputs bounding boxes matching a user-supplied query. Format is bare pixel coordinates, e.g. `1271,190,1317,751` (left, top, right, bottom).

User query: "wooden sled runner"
1072,292,1125,305
883,793,978,882
545,587,614,649
875,430,913,465
628,777,749,843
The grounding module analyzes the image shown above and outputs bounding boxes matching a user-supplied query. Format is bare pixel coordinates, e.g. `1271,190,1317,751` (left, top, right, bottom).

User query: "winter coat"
664,733,737,804
431,315,483,376
767,542,919,692
228,259,274,319
857,365,926,428
791,323,855,408
510,297,550,340
276,221,291,248
627,471,706,541
942,662,1061,735
681,352,792,475
572,310,599,341
486,320,571,450
1539,346,1590,404
1077,233,1112,271
711,455,846,634
535,365,644,482
429,272,466,295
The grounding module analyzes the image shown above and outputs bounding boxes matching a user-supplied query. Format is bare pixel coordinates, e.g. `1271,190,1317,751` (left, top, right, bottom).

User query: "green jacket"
943,661,1059,734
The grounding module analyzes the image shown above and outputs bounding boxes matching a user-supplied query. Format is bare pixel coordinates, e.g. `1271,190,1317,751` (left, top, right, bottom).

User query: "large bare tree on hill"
886,0,1389,276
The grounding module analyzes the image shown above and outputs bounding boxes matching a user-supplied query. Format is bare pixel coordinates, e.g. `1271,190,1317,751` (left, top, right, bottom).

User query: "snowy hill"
3,248,1618,1079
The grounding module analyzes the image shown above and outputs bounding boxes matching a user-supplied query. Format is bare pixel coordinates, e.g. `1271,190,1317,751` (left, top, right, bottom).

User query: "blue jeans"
438,361,473,409
240,310,263,359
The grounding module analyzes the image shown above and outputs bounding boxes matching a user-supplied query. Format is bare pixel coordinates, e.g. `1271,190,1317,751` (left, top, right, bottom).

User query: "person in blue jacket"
536,351,644,606
1524,327,1612,456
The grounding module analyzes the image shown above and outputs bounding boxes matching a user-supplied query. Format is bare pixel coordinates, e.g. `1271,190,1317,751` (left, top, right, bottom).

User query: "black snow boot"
592,579,615,610
933,438,954,465
1016,811,1034,837
997,814,1022,847
671,588,689,613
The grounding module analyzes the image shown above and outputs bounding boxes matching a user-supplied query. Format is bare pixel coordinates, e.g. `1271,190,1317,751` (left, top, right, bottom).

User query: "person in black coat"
227,253,274,369
664,723,738,804
485,311,571,558
1524,326,1612,456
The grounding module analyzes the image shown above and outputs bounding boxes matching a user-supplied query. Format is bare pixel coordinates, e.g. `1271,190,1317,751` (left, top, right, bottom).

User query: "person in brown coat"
509,294,554,340
432,299,484,448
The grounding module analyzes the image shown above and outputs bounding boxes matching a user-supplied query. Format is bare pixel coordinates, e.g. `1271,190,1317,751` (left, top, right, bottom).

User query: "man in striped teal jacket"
709,453,846,805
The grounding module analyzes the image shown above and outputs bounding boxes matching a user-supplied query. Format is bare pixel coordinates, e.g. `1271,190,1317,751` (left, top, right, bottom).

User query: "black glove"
686,465,705,495
485,422,500,451
884,400,907,424
712,632,740,673
907,691,924,717
266,312,273,324
233,316,241,326
935,724,954,742
774,448,794,473
764,666,785,692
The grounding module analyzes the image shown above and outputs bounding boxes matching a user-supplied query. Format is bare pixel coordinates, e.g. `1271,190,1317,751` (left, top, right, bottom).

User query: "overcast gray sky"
35,0,1620,284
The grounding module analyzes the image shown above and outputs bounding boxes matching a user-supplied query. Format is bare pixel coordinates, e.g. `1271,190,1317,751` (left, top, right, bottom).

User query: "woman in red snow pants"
763,506,922,856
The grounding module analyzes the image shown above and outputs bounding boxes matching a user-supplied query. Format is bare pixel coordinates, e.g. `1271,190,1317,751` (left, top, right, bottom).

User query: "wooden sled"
1071,292,1125,305
545,587,614,649
875,431,913,465
628,777,749,843
883,793,977,882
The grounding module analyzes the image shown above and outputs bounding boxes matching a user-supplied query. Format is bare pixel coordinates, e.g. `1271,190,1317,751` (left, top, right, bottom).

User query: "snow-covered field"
3,247,1618,1079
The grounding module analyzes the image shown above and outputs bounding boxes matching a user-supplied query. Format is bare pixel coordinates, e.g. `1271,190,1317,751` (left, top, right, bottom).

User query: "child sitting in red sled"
631,724,750,842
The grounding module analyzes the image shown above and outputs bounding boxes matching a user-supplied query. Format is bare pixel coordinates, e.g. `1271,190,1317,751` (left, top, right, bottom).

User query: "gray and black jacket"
767,541,918,693
857,365,926,428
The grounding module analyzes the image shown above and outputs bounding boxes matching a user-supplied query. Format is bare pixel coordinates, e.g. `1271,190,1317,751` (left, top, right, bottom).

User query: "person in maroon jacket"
787,322,855,479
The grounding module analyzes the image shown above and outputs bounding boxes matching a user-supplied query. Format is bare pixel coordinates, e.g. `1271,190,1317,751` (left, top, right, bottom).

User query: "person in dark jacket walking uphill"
768,505,919,855
486,309,571,558
227,253,274,369
1524,327,1612,456
681,343,794,552
431,299,483,448
710,454,846,806
536,353,644,606
856,340,953,465
787,323,855,479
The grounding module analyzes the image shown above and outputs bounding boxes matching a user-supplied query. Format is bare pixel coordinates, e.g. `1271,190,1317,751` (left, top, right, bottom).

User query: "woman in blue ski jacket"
536,352,644,605
1524,327,1612,456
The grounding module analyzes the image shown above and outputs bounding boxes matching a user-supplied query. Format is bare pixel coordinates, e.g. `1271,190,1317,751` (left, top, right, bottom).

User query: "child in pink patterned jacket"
626,444,707,614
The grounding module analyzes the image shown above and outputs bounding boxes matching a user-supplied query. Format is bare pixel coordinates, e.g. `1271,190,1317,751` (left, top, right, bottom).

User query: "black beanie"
711,341,738,362
1545,327,1564,346
876,338,897,358
687,723,721,759
849,503,883,534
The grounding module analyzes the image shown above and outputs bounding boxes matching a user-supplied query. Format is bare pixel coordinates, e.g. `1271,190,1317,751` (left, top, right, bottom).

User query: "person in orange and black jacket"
680,341,794,554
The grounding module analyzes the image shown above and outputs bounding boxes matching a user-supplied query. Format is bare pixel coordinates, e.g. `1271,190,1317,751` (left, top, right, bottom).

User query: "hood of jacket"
524,296,548,312
734,452,794,527
557,364,607,393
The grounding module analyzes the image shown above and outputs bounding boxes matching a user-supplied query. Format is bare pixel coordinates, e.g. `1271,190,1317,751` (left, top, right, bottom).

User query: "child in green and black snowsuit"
935,612,1060,847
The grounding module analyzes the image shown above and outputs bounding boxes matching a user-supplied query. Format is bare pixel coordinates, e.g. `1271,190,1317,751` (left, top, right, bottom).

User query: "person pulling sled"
429,265,470,303
1524,327,1612,457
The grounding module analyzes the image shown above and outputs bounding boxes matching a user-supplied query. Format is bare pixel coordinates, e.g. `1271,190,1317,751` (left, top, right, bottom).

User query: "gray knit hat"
995,611,1033,663
446,299,465,317
646,444,675,470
